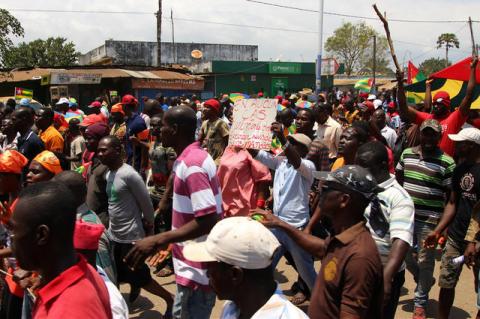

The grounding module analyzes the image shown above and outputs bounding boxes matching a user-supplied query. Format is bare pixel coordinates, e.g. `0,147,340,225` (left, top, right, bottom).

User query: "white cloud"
2,0,479,67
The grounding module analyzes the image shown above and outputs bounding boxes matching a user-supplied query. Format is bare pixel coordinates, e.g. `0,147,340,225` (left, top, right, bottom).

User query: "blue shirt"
256,151,315,228
125,113,147,171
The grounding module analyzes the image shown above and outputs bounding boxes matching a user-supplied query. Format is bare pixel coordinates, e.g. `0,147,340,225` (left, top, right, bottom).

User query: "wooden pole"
469,17,477,57
373,4,402,72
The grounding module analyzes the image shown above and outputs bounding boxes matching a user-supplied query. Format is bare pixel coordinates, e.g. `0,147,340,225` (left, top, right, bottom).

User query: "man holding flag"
396,56,479,156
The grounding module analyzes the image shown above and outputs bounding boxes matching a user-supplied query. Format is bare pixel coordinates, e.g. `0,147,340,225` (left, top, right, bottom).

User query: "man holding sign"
248,122,318,294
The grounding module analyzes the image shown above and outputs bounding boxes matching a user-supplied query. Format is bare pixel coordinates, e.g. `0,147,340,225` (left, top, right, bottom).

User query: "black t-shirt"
448,162,480,243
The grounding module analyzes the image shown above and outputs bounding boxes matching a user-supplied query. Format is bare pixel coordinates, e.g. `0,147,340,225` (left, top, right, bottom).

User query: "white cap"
448,128,480,145
56,97,69,105
367,94,376,101
183,217,280,269
373,99,383,109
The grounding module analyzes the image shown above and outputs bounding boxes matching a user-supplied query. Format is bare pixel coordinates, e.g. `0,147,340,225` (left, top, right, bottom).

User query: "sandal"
156,265,174,277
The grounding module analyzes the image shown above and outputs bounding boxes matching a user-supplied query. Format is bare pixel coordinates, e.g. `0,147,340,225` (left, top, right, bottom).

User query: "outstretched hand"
124,235,166,270
249,208,282,228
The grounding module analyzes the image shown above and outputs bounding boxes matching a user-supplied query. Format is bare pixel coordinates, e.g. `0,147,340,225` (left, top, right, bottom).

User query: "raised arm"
396,70,417,123
459,56,479,117
271,122,302,169
423,79,433,113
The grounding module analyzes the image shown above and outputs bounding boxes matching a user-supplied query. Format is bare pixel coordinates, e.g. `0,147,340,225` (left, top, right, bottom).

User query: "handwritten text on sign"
229,99,277,150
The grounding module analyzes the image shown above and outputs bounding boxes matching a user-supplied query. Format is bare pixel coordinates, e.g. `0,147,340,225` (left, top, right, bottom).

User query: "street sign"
321,58,339,75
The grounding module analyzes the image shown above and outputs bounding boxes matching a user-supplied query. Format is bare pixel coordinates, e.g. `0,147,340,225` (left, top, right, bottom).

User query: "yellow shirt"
331,157,345,171
39,125,64,153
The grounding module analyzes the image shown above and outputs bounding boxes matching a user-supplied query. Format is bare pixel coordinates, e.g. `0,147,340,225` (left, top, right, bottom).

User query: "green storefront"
208,61,333,97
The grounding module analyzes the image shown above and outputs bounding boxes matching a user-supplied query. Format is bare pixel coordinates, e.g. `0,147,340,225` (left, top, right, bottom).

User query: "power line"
245,0,479,23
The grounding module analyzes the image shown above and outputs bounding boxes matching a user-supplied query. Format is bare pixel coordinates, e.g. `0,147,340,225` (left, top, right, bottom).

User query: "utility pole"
372,35,376,94
171,9,176,63
315,0,324,96
156,0,162,66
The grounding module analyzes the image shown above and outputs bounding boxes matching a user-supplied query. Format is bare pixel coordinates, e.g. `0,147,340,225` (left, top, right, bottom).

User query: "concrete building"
79,40,258,72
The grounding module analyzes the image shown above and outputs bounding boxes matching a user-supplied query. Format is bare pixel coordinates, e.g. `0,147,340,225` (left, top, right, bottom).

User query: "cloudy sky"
2,0,479,67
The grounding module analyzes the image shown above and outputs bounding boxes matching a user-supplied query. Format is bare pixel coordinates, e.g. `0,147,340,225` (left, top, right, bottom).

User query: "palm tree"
436,33,460,67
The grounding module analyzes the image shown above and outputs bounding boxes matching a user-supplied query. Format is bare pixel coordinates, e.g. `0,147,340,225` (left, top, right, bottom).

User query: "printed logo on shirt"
323,257,338,282
461,172,475,192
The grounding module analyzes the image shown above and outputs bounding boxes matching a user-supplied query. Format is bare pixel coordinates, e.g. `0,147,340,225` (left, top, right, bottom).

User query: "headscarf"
0,150,28,174
33,151,63,175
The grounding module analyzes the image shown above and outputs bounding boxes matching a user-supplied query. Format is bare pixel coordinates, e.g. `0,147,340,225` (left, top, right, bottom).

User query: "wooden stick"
469,17,477,57
373,4,403,72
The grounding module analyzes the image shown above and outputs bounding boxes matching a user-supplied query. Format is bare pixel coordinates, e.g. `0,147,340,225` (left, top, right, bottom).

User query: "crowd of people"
0,55,478,319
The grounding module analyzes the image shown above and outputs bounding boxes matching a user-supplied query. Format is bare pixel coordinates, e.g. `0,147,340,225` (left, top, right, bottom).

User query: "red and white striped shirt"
172,142,223,290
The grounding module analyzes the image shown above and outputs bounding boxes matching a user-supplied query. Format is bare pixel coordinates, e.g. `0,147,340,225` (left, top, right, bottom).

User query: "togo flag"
15,87,33,100
354,78,373,92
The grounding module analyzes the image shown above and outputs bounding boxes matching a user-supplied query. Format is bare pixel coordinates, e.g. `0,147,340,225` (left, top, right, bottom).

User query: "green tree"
325,22,388,76
358,36,393,75
0,9,24,67
418,57,450,77
436,33,459,67
3,37,79,68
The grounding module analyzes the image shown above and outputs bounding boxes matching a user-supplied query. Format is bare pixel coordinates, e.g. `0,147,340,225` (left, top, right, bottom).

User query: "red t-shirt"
415,110,467,156
33,255,112,319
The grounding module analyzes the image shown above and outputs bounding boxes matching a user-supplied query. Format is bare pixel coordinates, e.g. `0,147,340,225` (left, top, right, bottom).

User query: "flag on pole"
354,78,373,92
14,87,33,101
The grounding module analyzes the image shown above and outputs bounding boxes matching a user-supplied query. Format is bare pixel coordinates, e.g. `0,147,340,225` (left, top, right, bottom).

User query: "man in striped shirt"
396,119,455,319
125,106,221,319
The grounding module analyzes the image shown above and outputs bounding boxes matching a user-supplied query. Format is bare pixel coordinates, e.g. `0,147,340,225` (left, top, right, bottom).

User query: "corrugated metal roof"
0,67,201,83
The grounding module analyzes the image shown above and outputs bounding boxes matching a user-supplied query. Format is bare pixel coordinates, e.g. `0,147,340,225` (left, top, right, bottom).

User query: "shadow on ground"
399,298,471,319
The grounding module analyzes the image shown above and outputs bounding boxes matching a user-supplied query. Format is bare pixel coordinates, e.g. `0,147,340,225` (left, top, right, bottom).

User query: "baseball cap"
19,98,31,107
420,119,442,133
183,217,280,269
121,94,138,106
69,98,78,107
204,99,221,113
110,103,125,115
373,99,383,109
88,101,102,108
287,133,312,149
313,165,382,200
289,94,298,100
367,94,376,101
56,97,69,105
433,91,451,108
449,127,480,145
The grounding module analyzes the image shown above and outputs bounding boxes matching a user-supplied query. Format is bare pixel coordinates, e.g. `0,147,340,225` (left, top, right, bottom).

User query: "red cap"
388,101,395,109
258,92,264,97
204,99,221,113
433,91,451,108
359,92,369,99
281,100,290,107
365,101,375,113
121,94,138,106
74,220,105,251
89,101,102,108
274,95,283,103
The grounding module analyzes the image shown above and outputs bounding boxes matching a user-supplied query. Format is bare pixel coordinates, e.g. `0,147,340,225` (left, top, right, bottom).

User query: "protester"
396,56,479,156
314,103,342,162
11,107,44,171
142,99,163,129
67,98,85,119
272,108,296,154
396,119,456,318
122,95,149,172
65,118,85,170
331,125,369,171
199,98,230,165
373,109,398,150
35,107,64,153
96,135,173,312
52,171,116,284
110,103,127,141
254,165,384,318
9,182,112,318
183,217,308,319
88,101,107,122
0,117,19,153
357,141,415,319
422,127,480,319
248,127,318,294
125,106,221,319
74,220,129,319
25,150,63,185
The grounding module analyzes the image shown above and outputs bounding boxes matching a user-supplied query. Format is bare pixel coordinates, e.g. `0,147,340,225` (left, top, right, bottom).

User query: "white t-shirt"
70,135,86,170
98,267,129,319
220,286,308,319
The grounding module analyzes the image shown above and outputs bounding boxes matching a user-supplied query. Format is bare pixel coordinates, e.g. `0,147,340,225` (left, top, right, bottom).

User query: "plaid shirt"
307,137,330,171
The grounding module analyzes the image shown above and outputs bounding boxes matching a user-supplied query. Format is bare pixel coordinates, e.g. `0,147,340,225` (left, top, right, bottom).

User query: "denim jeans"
270,227,317,291
172,284,216,319
405,220,436,308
